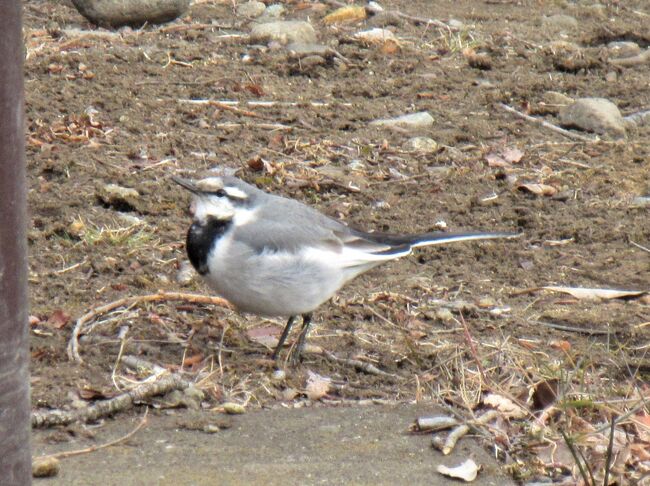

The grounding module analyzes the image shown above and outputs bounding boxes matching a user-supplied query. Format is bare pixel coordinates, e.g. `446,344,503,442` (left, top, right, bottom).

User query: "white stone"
371,112,434,130
236,0,266,18
559,97,626,138
250,20,317,45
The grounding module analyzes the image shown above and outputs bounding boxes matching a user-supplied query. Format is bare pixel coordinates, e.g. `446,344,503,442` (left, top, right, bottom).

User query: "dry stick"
32,374,187,428
456,313,489,385
322,350,399,379
498,103,597,142
36,409,149,461
205,100,267,119
68,291,232,363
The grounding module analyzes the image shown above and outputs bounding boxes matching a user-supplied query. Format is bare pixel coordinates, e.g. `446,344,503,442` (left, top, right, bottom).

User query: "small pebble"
222,402,246,414
32,456,60,478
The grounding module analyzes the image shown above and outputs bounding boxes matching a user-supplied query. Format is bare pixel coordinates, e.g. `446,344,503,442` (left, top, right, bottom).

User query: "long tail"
360,230,520,255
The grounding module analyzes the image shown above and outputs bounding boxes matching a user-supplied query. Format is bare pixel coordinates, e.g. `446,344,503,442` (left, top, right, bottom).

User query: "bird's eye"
214,189,227,197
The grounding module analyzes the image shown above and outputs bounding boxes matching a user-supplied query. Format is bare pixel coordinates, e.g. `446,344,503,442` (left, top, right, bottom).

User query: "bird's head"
172,176,252,224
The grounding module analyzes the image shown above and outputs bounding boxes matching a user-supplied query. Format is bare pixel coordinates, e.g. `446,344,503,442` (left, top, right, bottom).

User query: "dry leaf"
183,353,204,368
380,39,400,55
542,286,648,301
323,6,366,24
437,459,480,482
246,325,281,348
549,339,571,352
532,380,559,410
483,393,527,419
305,370,331,400
46,309,71,329
517,183,558,196
502,147,524,163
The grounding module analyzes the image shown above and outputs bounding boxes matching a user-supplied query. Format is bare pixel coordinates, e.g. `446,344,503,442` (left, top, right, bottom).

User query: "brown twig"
36,408,149,460
322,350,399,379
499,103,597,142
31,375,186,428
456,312,489,385
68,291,232,363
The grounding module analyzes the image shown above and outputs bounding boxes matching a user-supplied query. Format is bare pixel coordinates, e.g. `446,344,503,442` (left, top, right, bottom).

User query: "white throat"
192,196,235,223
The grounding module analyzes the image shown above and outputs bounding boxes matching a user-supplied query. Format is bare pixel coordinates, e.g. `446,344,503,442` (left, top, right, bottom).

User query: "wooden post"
0,2,32,484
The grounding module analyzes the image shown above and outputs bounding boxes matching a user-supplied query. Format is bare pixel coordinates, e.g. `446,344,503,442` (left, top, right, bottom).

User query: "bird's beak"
172,176,201,195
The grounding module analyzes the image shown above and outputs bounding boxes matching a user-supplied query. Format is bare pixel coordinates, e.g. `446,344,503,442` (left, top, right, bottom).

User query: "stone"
354,28,397,44
70,0,190,28
236,1,266,18
286,43,332,59
260,4,286,19
559,97,626,138
370,112,435,130
607,41,641,59
97,183,140,210
404,137,438,153
250,21,317,45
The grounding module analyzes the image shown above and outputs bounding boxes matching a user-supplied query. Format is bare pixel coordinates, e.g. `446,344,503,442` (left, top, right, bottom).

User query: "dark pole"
0,1,32,485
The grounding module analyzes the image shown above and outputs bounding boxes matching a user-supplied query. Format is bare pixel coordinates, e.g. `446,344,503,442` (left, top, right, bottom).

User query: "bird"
172,175,518,364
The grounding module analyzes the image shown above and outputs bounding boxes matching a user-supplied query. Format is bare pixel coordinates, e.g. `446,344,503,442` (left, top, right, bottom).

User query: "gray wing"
233,194,394,254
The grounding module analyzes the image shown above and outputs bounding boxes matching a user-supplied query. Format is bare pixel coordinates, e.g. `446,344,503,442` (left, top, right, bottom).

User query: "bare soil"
25,0,649,483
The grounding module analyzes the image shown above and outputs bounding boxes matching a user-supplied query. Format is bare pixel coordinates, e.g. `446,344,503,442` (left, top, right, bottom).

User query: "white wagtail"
173,175,517,363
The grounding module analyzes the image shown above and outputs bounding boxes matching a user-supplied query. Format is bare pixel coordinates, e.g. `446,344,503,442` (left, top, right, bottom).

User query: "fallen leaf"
46,309,71,329
437,459,480,482
517,183,558,196
542,286,648,301
380,39,400,55
246,325,281,348
549,339,571,352
502,147,524,163
483,393,527,419
305,370,331,400
183,353,204,368
532,380,559,410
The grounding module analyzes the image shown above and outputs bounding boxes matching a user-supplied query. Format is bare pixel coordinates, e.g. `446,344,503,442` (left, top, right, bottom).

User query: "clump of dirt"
25,0,649,483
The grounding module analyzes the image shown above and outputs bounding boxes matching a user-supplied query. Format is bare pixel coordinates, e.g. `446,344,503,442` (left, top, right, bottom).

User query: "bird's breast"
186,218,232,275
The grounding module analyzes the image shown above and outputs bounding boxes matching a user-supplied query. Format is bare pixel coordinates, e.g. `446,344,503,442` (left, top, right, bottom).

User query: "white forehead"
195,177,223,192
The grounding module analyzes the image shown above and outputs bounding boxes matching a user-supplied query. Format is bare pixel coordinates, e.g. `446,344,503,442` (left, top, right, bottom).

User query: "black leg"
272,315,296,360
289,313,313,365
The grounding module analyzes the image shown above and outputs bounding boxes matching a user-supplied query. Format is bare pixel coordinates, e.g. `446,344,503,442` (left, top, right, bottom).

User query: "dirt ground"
24,0,649,483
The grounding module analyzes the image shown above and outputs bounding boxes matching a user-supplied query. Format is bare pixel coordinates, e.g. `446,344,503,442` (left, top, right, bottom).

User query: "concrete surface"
32,404,514,485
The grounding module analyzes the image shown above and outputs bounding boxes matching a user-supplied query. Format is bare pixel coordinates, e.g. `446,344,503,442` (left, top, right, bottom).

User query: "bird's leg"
272,315,297,360
289,313,313,365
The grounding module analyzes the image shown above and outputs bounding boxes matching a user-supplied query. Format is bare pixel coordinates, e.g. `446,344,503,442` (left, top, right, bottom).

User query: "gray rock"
370,112,434,130
607,41,641,59
98,183,140,209
541,14,579,32
261,4,286,19
70,0,190,27
559,97,626,138
404,137,438,153
250,20,317,45
298,55,326,68
236,0,266,18
286,43,332,59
